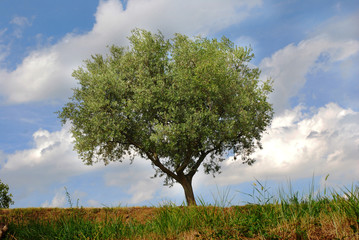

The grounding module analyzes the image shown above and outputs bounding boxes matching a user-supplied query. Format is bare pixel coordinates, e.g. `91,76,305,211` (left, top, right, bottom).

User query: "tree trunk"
178,175,197,206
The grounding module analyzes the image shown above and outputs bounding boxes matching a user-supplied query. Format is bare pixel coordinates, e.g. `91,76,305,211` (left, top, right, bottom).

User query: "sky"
0,0,358,208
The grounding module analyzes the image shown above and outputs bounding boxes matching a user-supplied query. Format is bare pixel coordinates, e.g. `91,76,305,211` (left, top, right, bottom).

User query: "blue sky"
0,0,358,208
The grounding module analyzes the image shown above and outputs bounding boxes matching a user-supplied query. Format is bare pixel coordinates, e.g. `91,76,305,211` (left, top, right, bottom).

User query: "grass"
0,180,358,239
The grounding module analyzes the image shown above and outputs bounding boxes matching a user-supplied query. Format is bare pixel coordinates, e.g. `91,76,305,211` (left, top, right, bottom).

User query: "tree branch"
147,152,179,181
120,131,179,182
175,157,191,174
175,138,201,174
175,147,193,174
188,147,218,178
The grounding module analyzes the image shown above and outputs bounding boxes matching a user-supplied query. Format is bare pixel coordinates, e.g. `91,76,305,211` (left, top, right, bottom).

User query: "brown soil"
0,207,158,225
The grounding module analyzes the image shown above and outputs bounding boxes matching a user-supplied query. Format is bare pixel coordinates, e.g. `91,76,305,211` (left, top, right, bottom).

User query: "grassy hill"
1,184,358,239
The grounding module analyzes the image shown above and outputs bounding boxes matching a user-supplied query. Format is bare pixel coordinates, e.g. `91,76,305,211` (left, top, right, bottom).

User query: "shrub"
0,179,14,208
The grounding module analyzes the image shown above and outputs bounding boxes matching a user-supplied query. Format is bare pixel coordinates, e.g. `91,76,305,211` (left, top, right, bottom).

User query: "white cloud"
0,0,261,104
117,0,262,36
0,122,181,205
127,180,158,204
10,16,33,39
260,35,359,114
0,49,70,103
212,103,359,187
0,123,102,194
41,189,66,207
0,28,7,39
311,11,359,41
0,29,10,64
0,150,5,167
0,48,9,66
10,16,32,27
103,156,166,204
3,123,73,170
2,104,358,205
41,188,87,207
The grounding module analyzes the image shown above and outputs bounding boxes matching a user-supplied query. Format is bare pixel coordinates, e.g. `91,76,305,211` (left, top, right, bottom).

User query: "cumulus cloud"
0,0,261,104
212,103,359,187
260,35,359,114
41,189,66,207
2,104,358,205
103,156,167,205
127,180,159,204
0,123,101,194
0,122,181,204
3,124,73,170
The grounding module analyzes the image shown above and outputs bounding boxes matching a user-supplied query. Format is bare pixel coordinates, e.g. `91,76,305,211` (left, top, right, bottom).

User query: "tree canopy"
58,29,273,205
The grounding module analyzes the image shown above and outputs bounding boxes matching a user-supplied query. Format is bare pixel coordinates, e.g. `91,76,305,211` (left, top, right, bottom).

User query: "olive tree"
58,29,273,206
0,179,14,208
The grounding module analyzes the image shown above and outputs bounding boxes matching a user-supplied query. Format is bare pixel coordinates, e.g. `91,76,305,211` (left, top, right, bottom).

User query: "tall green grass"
2,178,358,239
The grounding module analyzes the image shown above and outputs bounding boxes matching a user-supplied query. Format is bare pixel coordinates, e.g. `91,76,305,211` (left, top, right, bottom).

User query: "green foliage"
58,28,273,205
0,179,14,208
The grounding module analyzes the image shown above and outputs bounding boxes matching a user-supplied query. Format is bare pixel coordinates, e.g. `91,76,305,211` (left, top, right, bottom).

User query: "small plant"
239,178,274,205
64,187,80,208
0,179,14,208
